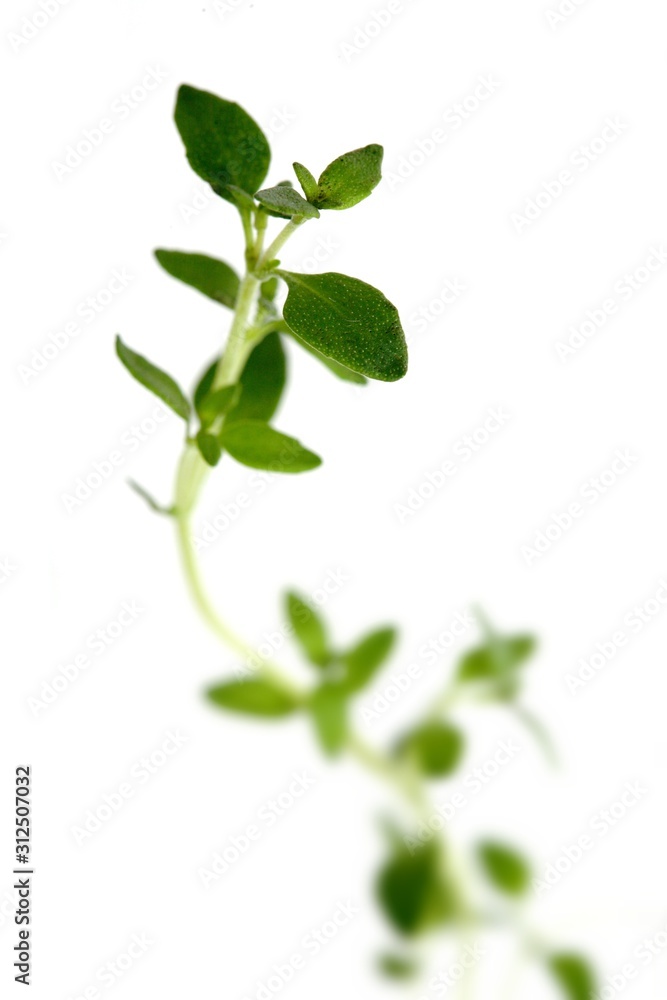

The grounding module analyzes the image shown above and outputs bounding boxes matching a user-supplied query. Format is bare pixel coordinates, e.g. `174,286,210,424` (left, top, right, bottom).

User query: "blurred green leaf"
196,429,222,467
548,954,596,1000
154,249,240,308
227,332,286,423
256,184,320,219
279,270,408,382
207,678,298,717
377,954,419,980
314,144,383,210
286,592,331,667
398,721,464,778
174,85,270,202
116,336,190,421
293,161,318,201
220,420,321,473
457,634,536,700
478,841,531,896
341,627,397,693
309,684,347,756
377,841,455,936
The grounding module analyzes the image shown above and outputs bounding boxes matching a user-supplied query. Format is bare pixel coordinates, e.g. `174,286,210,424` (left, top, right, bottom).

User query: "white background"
2,0,667,997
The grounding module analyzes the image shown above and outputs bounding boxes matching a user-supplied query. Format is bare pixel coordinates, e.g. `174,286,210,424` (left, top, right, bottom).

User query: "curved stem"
257,218,307,272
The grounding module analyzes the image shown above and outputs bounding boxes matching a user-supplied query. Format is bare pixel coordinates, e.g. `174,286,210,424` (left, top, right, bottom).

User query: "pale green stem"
257,218,306,271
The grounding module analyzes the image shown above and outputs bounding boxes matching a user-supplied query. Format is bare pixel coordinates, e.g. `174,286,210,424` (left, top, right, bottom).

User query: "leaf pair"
457,631,537,701
293,144,383,211
285,592,396,755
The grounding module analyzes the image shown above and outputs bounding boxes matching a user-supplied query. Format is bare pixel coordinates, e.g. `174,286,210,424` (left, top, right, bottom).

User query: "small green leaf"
293,161,318,201
261,277,280,302
287,328,367,384
309,684,347,755
279,271,407,382
548,954,596,1000
377,841,455,937
128,480,174,516
196,429,222,467
227,332,286,424
116,336,190,421
478,841,531,896
457,634,536,700
154,249,240,309
378,954,419,980
398,721,464,778
174,85,270,202
220,420,321,473
207,678,298,717
314,144,383,210
256,184,320,220
197,384,241,428
286,592,331,667
341,627,396,693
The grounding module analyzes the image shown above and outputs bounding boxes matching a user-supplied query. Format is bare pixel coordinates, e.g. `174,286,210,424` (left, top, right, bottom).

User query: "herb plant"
117,85,596,999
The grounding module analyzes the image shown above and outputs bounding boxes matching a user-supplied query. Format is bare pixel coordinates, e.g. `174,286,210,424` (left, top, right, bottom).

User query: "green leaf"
256,184,320,220
377,841,455,937
116,336,190,421
341,627,396,693
398,721,464,778
174,85,270,202
220,420,321,473
279,271,407,382
293,161,318,201
206,678,298,717
196,429,222,467
197,384,241,428
154,249,240,309
548,954,596,1000
227,332,286,423
309,684,347,756
286,592,331,667
457,634,536,700
378,954,419,980
314,144,383,210
128,480,174,516
478,841,531,896
286,328,367,384
261,277,280,302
